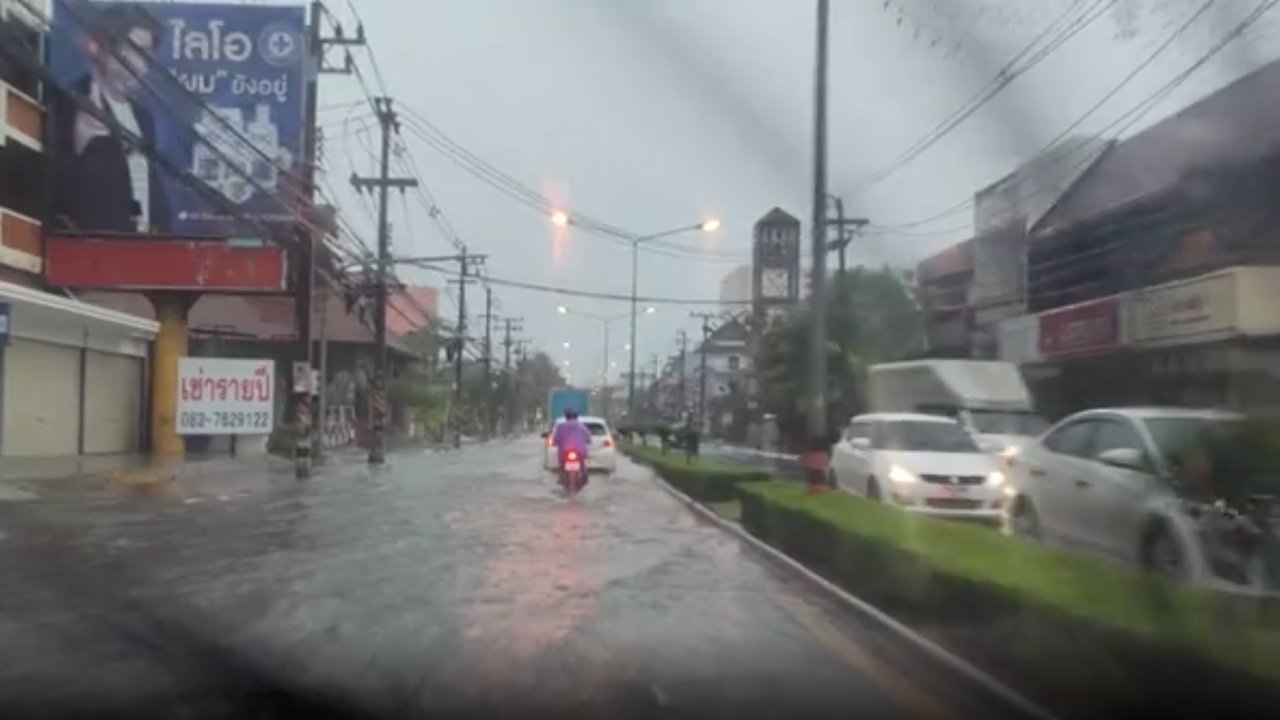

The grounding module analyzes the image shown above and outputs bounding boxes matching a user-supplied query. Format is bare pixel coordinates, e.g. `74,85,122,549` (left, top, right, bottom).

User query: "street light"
562,341,571,349
548,211,719,419
557,304,657,418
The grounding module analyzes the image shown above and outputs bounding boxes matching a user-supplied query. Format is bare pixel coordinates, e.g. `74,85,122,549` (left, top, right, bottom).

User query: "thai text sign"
1129,271,1237,345
1038,297,1119,357
48,1,307,237
176,357,274,435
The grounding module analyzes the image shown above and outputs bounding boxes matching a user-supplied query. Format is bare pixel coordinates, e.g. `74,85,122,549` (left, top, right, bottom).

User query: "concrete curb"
641,463,1062,720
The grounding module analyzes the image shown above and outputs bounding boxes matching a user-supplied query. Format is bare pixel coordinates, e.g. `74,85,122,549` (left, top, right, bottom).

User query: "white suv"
543,416,618,473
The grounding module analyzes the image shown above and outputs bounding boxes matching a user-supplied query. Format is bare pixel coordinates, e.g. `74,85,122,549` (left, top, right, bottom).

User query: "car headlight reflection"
888,465,918,485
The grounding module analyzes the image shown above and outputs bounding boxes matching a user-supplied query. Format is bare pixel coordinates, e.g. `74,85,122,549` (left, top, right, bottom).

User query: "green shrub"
623,444,769,502
737,481,1280,685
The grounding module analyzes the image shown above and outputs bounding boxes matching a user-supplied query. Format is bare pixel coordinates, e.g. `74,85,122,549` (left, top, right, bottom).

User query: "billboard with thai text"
47,0,307,238
176,357,274,435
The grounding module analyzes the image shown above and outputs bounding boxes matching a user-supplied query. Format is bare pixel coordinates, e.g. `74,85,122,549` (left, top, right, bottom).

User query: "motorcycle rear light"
566,451,580,461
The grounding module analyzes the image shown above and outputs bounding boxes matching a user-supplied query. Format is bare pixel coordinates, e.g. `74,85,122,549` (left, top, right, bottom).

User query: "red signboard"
1038,297,1119,357
44,236,289,293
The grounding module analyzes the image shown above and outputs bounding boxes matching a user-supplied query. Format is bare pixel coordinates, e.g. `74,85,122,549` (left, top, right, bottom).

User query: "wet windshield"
16,1,1280,716
968,410,1049,436
874,421,980,453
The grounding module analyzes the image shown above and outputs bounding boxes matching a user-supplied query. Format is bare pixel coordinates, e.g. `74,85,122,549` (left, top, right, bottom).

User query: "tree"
510,351,567,424
753,266,924,450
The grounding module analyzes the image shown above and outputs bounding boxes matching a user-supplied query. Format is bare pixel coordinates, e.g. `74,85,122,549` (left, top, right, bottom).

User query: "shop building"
1011,55,1280,415
0,0,160,463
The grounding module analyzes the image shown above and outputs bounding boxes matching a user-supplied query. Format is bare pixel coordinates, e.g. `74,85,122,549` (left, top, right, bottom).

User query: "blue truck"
547,386,590,425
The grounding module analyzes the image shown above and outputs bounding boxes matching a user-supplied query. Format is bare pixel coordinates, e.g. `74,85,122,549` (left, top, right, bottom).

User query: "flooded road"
0,438,1024,719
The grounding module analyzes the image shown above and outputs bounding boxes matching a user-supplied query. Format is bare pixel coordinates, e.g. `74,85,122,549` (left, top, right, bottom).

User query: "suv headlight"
986,470,1006,487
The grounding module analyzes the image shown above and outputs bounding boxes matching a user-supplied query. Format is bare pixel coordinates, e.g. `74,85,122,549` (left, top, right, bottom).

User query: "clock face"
760,268,791,298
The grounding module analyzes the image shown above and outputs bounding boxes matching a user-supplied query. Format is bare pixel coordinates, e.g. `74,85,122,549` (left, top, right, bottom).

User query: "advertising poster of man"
47,0,307,238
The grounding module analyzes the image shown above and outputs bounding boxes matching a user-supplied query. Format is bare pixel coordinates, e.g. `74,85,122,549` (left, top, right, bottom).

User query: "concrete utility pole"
446,253,484,446
501,317,523,434
675,330,688,415
295,1,365,478
513,340,529,430
825,195,868,277
691,312,716,430
349,97,418,465
480,285,496,438
805,0,832,491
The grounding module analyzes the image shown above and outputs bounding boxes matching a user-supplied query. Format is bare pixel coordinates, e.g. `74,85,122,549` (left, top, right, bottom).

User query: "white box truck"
866,359,1047,454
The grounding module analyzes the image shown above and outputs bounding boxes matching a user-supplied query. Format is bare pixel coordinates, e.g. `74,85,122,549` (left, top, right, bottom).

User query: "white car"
1001,407,1261,587
543,415,618,473
828,412,1006,523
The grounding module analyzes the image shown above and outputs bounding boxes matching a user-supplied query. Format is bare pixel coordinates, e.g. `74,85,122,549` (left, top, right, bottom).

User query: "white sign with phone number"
176,357,275,435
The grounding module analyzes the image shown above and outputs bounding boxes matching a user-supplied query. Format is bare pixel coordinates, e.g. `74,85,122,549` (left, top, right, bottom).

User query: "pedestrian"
683,421,700,464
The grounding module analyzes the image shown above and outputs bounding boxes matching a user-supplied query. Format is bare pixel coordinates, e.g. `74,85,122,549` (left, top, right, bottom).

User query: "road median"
620,442,1280,719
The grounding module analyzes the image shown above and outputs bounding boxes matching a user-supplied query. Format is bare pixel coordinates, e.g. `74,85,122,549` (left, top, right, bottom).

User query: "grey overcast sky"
311,0,1279,384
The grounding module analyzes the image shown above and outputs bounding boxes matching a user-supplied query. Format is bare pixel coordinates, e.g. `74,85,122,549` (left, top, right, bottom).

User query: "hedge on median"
620,442,769,503
736,480,1280,714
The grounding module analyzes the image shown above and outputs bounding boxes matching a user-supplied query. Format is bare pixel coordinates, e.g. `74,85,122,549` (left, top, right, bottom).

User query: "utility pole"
446,252,485,446
513,340,529,430
675,330,688,416
690,312,716,430
480,285,496,439
295,1,364,478
825,195,869,277
805,0,832,491
349,97,418,465
500,317,523,434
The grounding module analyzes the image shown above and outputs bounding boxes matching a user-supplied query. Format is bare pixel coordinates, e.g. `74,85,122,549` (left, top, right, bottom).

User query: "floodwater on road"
0,438,1021,720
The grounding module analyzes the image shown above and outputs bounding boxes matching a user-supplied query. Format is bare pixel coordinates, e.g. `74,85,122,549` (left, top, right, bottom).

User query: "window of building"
0,14,41,100
727,354,740,371
0,138,44,219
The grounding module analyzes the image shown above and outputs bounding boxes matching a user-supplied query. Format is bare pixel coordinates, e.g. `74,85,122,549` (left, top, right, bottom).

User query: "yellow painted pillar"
149,293,194,459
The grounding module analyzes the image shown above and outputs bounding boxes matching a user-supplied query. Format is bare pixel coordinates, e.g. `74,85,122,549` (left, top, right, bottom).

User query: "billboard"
47,0,307,237
177,357,274,435
1038,297,1121,358
45,234,288,291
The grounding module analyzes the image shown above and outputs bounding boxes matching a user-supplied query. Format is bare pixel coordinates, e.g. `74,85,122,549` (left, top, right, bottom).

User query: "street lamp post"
551,213,720,421
557,305,654,420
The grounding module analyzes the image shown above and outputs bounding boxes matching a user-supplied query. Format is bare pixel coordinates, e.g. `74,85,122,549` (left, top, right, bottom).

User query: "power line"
879,0,1272,232
851,0,1115,193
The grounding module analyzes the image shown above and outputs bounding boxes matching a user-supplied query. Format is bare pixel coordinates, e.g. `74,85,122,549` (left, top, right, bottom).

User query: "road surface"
0,438,1025,720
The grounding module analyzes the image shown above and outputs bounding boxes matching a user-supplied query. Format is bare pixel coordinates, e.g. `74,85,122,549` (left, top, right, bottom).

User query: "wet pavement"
0,438,1026,720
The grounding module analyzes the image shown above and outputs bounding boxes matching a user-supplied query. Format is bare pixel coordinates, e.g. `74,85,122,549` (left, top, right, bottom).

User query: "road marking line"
774,591,961,720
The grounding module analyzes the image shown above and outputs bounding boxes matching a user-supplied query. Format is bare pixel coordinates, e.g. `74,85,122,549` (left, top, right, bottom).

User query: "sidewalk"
0,450,375,504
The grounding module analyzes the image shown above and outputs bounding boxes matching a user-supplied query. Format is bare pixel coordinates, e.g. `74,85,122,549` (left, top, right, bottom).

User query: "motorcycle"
559,449,587,496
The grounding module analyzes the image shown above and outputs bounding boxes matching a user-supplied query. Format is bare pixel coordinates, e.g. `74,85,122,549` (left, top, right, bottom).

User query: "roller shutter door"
2,338,80,456
82,350,143,454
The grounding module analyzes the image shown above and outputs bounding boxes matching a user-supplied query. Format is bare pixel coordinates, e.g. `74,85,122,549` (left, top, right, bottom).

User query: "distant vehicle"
827,412,1006,524
867,359,1047,459
1001,406,1273,589
543,415,618,474
547,387,590,423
